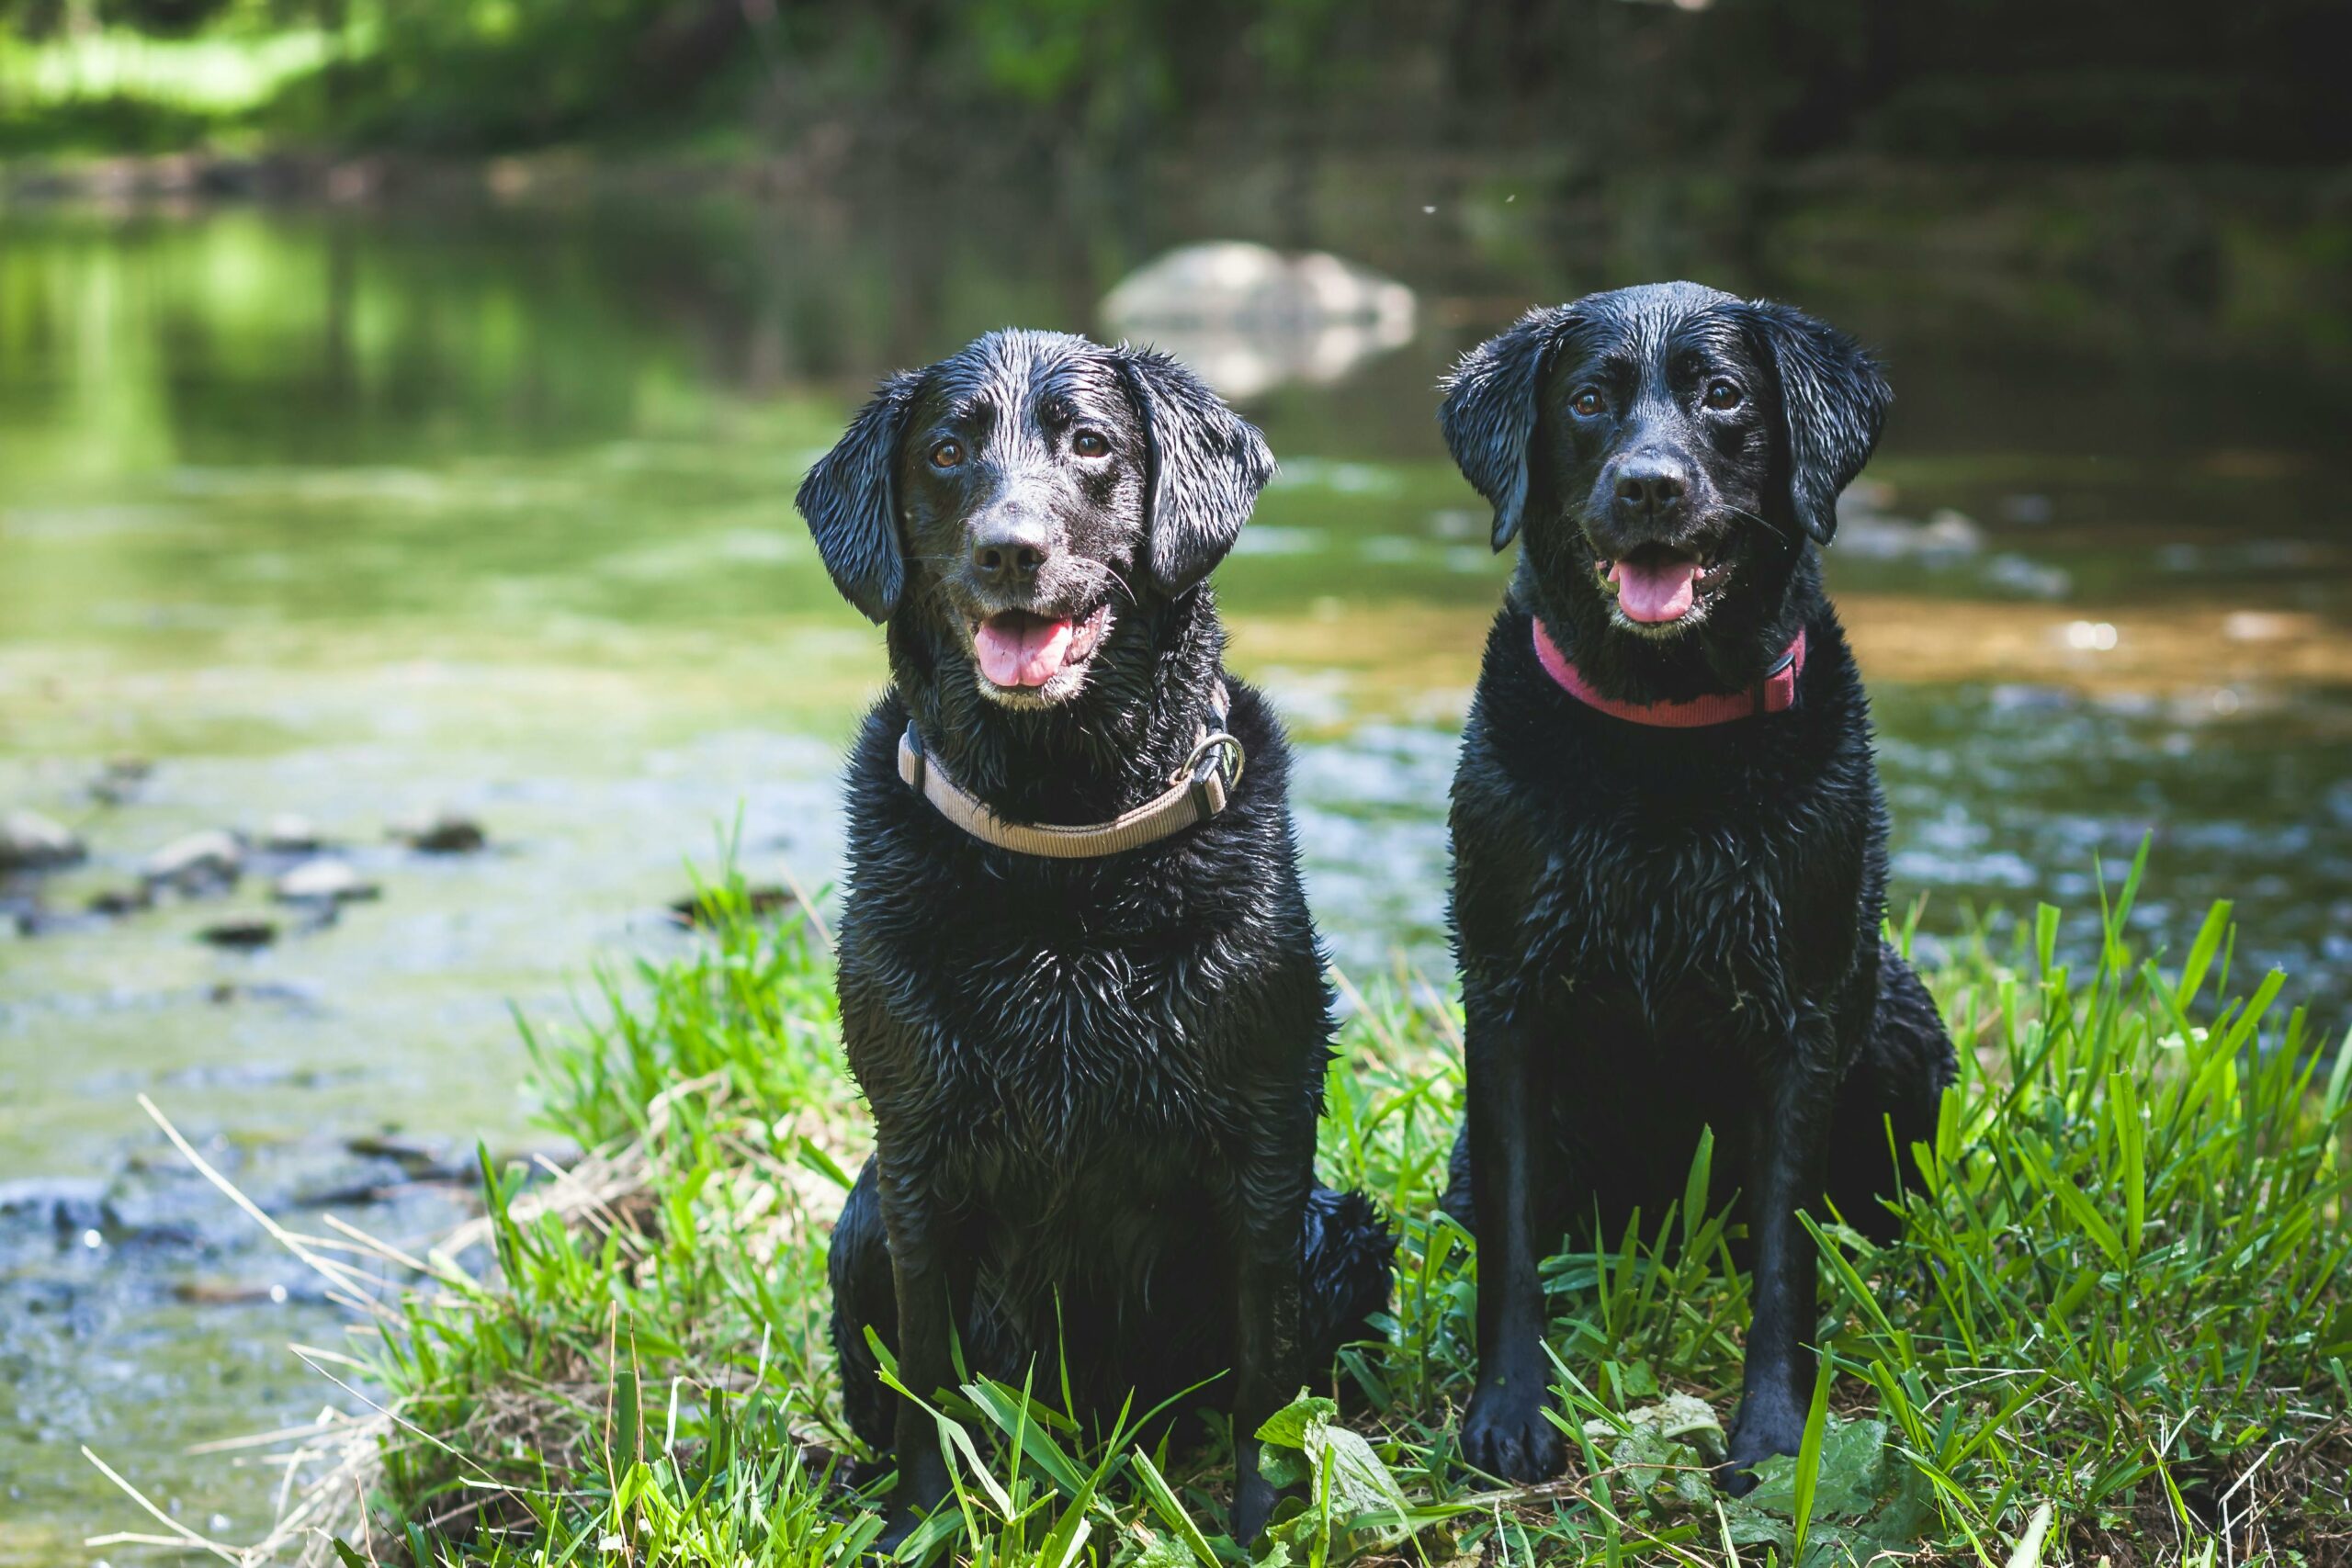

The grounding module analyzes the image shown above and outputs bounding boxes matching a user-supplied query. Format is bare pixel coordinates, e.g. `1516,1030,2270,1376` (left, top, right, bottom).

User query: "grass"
116,851,2352,1566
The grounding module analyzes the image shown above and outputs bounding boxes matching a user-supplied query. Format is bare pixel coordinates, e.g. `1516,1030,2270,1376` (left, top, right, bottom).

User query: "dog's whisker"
1724,503,1796,547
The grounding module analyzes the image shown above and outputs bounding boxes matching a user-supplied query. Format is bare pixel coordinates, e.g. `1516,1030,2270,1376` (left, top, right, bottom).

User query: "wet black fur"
796,330,1394,1550
1433,284,1957,1489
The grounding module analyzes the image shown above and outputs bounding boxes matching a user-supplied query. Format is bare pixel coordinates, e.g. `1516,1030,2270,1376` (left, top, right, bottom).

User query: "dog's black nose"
970,513,1050,587
1612,457,1689,519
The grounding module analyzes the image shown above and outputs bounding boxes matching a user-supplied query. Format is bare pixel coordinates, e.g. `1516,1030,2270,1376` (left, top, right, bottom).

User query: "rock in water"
198,918,277,950
1099,242,1416,399
261,814,323,853
86,886,151,916
390,810,485,854
0,810,85,873
273,858,379,904
666,885,797,928
0,1177,118,1235
143,829,243,892
91,756,153,805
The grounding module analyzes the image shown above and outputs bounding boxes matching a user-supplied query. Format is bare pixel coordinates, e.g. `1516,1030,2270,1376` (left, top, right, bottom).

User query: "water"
2,164,2347,1554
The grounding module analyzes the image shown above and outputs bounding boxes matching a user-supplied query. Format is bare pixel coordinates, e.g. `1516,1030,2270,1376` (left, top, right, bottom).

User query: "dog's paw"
1716,1403,1804,1495
1231,1471,1280,1546
1459,1387,1566,1483
868,1508,922,1562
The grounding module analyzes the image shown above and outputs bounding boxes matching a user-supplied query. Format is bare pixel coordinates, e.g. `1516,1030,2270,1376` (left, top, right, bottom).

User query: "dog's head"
1442,282,1888,647
796,330,1272,708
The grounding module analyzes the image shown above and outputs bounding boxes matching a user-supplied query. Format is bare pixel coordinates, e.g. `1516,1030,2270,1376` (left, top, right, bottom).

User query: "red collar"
1532,616,1806,728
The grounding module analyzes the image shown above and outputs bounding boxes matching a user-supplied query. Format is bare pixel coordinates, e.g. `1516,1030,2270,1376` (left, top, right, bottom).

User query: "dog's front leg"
1227,1151,1309,1545
876,1148,963,1552
1721,1054,1837,1492
1459,1000,1565,1482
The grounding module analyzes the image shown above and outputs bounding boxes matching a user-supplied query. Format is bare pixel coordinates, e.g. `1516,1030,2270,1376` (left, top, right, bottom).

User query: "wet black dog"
1433,284,1956,1490
797,330,1393,1550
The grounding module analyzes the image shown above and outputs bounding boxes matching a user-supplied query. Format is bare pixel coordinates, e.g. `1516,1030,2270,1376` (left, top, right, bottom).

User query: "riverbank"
92,860,2351,1565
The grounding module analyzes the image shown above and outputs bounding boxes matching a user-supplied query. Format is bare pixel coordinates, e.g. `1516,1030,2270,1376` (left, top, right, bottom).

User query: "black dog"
797,330,1393,1550
1433,284,1957,1489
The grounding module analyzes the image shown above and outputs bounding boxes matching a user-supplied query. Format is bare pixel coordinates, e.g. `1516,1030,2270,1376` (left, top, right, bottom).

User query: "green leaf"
1681,1125,1716,1255
1789,1354,1836,1561
1132,1529,1199,1568
1744,1416,1893,1522
1253,1390,1421,1557
1131,1450,1218,1565
2007,1501,2056,1568
2175,900,2232,1011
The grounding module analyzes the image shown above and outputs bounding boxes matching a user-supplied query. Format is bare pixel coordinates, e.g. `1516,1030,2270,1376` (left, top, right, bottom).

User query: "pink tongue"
1609,557,1702,623
974,615,1076,687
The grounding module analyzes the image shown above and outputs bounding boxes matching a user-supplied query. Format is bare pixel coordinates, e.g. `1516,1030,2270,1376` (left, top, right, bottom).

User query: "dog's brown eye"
1704,379,1743,411
1071,430,1110,458
1570,388,1605,418
929,439,964,469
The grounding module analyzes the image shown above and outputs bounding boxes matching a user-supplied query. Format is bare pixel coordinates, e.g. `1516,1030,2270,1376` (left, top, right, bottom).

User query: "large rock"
1100,242,1416,399
0,810,84,873
142,829,243,892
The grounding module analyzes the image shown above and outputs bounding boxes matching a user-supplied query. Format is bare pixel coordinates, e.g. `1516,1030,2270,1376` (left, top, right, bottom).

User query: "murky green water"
2,167,2348,1555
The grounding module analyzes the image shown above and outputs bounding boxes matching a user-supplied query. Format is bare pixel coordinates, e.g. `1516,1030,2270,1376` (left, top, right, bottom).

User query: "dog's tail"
1301,1184,1397,1368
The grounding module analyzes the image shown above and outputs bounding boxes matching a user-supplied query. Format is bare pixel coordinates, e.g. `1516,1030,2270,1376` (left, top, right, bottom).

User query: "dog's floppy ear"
795,369,922,623
1114,346,1275,596
1439,306,1571,552
1738,300,1891,546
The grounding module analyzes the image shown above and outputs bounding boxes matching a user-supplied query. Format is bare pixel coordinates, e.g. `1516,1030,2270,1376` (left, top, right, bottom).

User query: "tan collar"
896,684,1244,859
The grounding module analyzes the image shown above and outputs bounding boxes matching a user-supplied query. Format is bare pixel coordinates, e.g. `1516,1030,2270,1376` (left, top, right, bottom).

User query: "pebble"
272,858,379,903
0,810,85,873
667,885,797,928
143,829,243,892
0,1177,117,1235
198,919,277,950
85,886,152,916
1838,509,1984,563
260,813,323,853
390,810,485,854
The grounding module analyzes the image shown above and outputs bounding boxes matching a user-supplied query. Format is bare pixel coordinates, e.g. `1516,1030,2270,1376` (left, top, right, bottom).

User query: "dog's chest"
1473,744,1872,1040
842,885,1271,1157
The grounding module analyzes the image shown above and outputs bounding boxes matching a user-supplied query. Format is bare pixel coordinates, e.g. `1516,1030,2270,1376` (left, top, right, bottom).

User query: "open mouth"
970,604,1111,690
1595,545,1731,626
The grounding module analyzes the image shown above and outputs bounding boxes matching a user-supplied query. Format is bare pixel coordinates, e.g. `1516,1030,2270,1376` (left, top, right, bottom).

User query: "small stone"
173,1280,277,1305
390,810,485,854
1,810,85,873
260,814,322,853
86,886,152,916
198,919,277,950
143,829,243,891
1984,552,2072,600
1839,478,1898,514
0,1177,117,1235
666,885,796,928
273,858,379,904
1922,508,1986,552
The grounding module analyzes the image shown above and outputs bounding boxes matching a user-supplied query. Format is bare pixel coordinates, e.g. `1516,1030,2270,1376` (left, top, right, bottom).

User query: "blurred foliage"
0,0,2343,162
